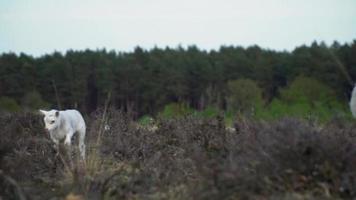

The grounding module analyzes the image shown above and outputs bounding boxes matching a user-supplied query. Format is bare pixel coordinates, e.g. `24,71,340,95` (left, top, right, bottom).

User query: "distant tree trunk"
198,94,205,110
86,72,98,113
0,81,3,97
217,93,224,110
126,98,135,120
71,65,78,109
51,79,61,110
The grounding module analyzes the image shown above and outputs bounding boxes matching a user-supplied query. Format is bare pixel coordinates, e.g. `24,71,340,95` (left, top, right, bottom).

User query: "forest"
1,40,356,120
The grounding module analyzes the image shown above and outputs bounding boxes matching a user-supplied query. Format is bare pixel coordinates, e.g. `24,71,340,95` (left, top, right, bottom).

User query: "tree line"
0,40,355,119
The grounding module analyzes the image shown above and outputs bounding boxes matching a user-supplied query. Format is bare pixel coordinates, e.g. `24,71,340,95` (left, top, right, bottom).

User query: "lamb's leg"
78,128,86,160
64,131,74,158
64,131,74,146
63,131,75,168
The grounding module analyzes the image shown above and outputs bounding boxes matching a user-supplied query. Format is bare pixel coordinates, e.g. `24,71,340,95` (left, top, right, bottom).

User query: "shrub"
21,90,50,111
195,106,220,118
138,115,155,126
0,96,21,112
280,76,336,105
0,112,60,199
226,78,264,115
257,76,349,121
158,102,194,119
1,111,355,199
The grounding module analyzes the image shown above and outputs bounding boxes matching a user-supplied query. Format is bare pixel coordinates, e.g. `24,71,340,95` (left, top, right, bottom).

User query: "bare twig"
327,48,354,86
96,91,112,145
51,79,62,109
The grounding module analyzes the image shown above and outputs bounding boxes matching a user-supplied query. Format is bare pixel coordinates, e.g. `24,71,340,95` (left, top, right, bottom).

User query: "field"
1,110,356,200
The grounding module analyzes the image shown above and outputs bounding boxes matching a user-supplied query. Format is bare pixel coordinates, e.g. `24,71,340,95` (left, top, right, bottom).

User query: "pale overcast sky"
1,0,355,56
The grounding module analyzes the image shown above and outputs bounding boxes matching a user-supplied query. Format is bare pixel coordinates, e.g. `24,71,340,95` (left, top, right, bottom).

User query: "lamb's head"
39,109,60,131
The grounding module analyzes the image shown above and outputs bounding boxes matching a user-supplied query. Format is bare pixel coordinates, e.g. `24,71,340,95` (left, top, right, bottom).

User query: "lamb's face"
40,110,60,131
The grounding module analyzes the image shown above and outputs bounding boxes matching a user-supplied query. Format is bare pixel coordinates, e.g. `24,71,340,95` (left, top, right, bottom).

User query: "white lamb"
39,109,86,159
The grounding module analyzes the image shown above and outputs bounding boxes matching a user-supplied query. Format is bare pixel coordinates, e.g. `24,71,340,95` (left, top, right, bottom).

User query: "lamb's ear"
39,109,47,115
55,111,59,117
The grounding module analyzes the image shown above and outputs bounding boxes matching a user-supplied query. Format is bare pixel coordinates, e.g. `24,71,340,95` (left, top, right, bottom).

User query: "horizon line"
1,39,355,58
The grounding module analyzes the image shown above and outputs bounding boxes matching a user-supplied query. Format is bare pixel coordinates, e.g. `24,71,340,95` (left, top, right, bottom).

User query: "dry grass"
0,110,356,199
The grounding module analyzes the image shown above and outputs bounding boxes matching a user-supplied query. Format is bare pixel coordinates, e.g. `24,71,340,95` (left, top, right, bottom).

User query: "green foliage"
0,96,21,112
226,78,264,115
195,106,220,118
257,76,349,121
158,103,194,118
223,111,235,127
22,90,50,110
258,99,312,120
138,115,154,126
280,76,337,105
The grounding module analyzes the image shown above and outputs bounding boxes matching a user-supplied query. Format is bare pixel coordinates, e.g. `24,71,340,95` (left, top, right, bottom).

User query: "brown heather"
0,110,356,199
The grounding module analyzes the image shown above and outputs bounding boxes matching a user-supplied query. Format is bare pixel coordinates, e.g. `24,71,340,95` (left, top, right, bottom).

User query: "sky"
0,0,356,57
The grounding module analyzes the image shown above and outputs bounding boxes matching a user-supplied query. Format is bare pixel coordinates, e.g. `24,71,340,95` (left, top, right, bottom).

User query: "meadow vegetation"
1,110,356,199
